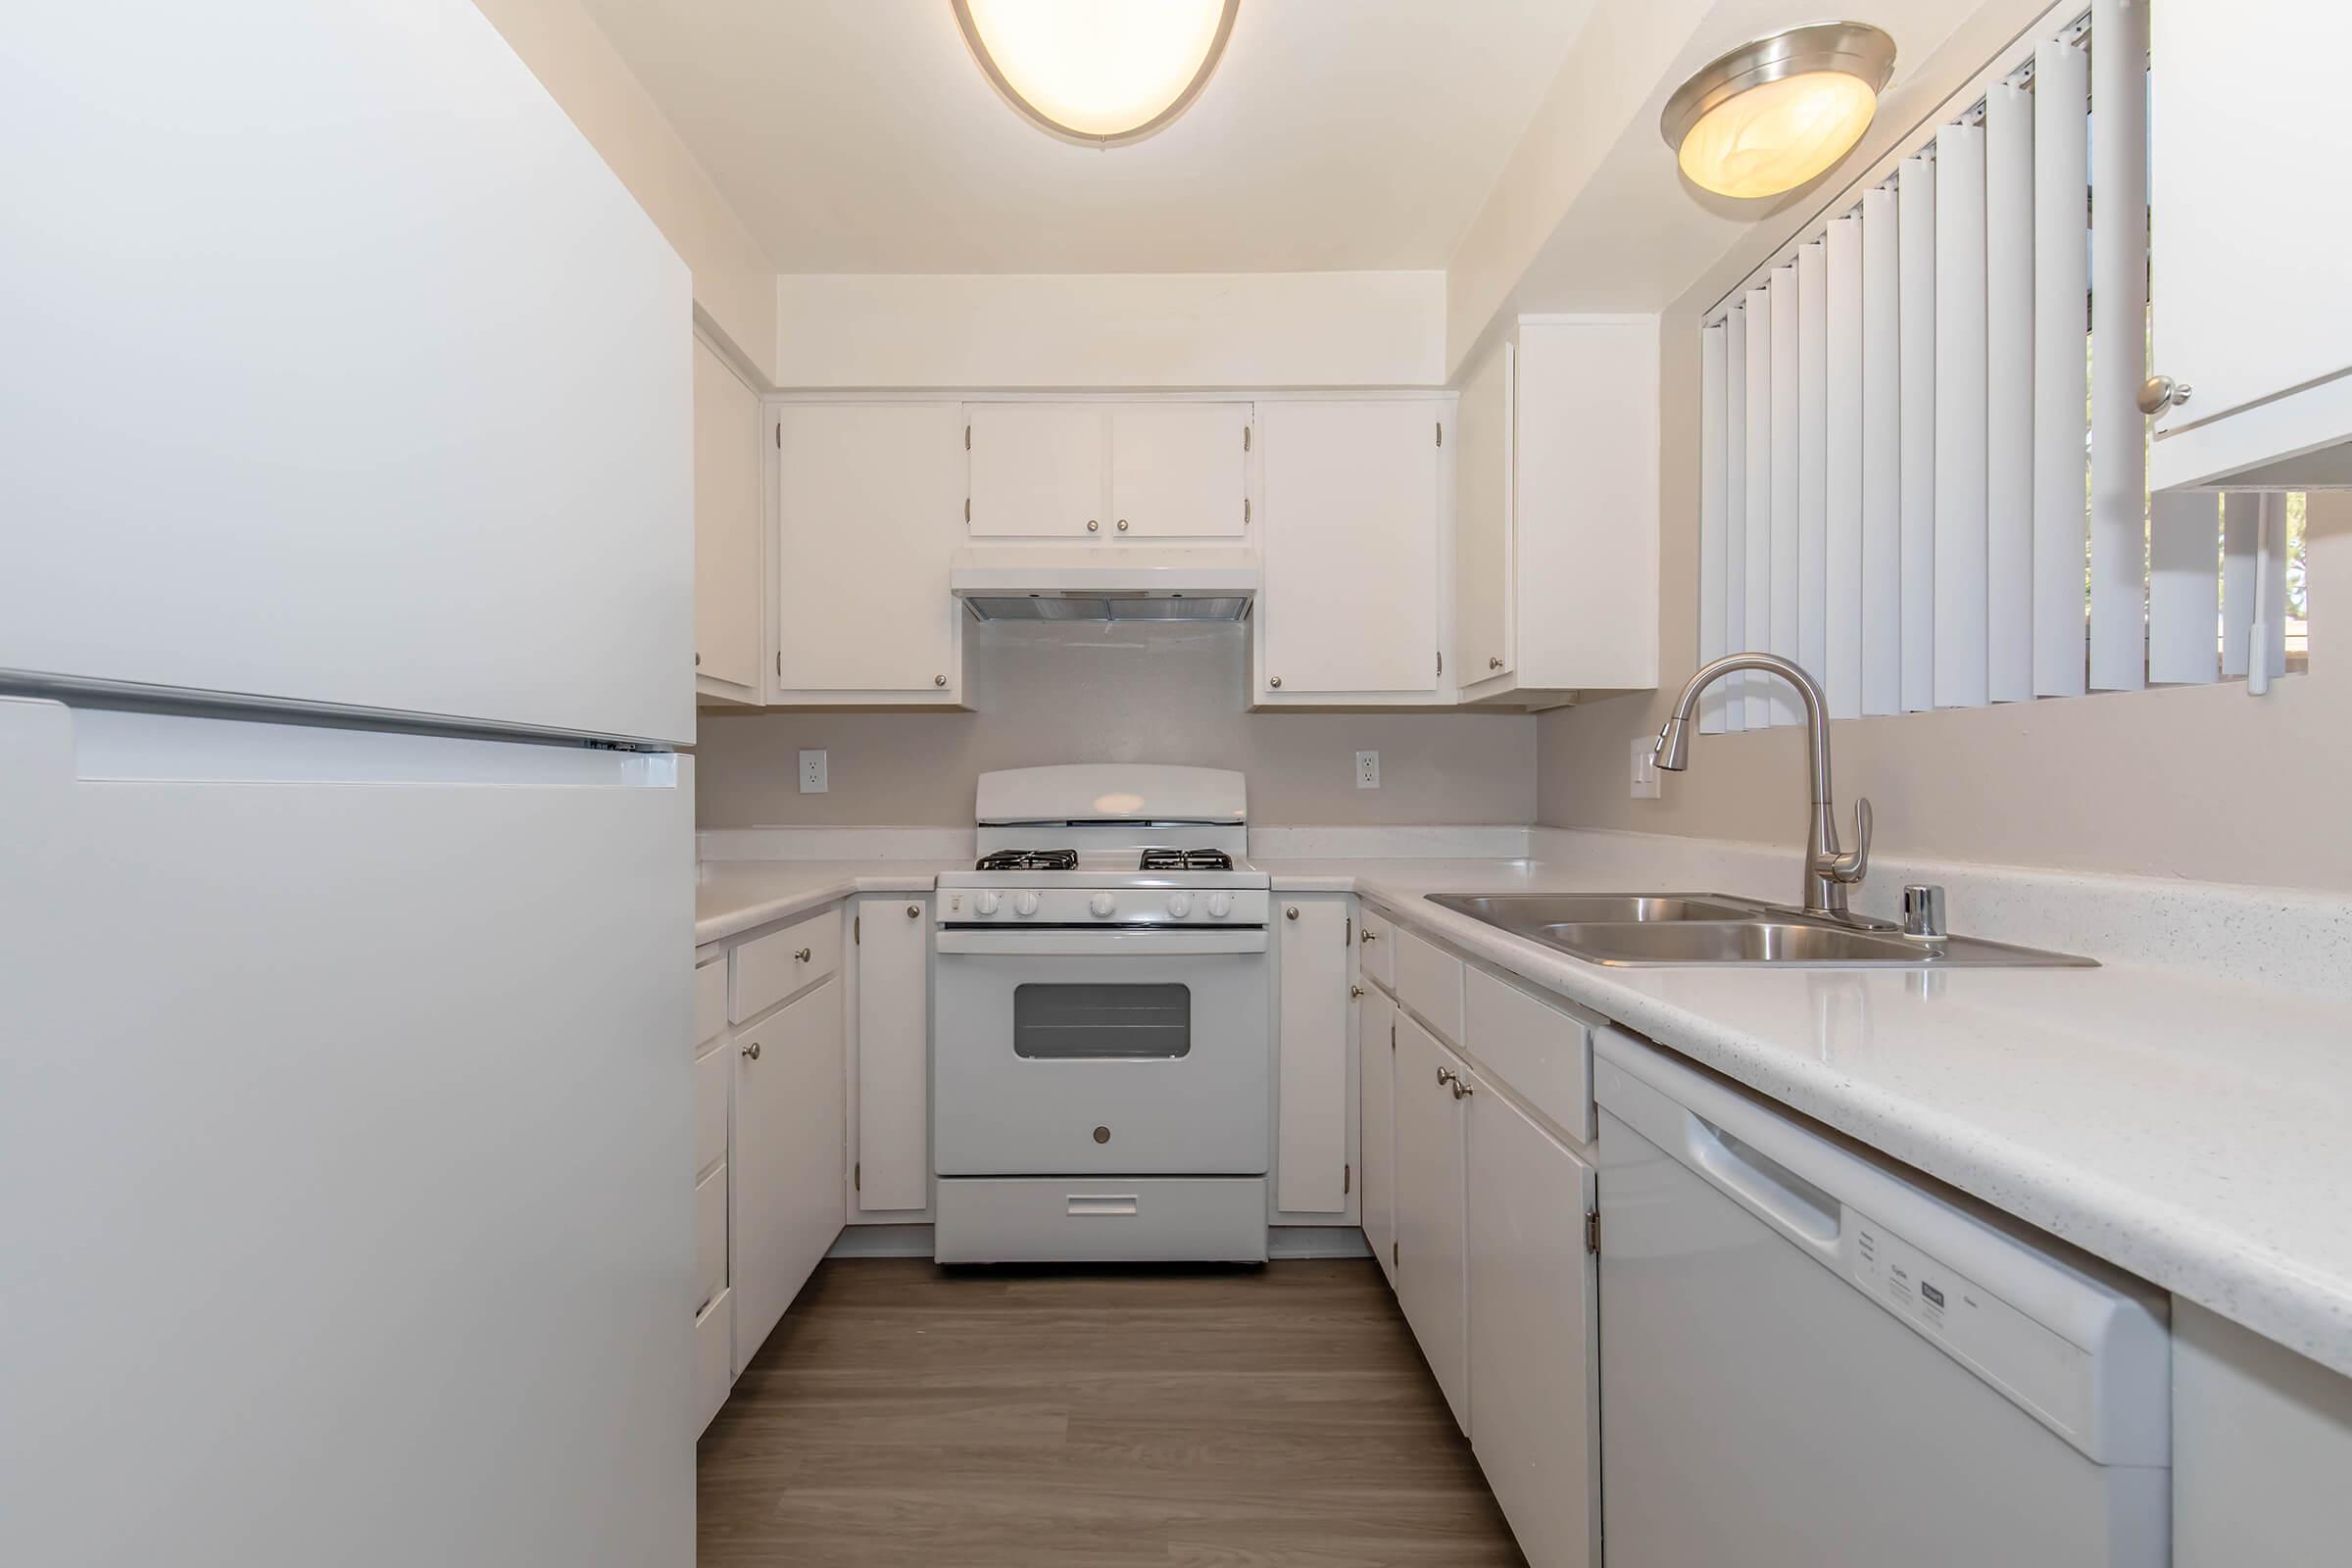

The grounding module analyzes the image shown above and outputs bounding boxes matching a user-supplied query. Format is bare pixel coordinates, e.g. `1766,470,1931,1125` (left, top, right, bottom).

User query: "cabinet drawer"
695,1160,727,1314
694,1287,733,1435
935,1177,1268,1264
1395,927,1464,1046
693,1039,729,1180
1463,965,1595,1146
694,956,727,1049
1361,907,1396,993
730,906,840,1022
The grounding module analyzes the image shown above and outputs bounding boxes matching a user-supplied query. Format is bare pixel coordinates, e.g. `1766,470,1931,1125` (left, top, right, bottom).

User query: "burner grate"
1139,848,1234,871
973,849,1079,871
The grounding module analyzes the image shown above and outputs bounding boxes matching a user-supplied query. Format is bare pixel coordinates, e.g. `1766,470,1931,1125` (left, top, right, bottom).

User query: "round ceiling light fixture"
952,0,1241,148
1661,22,1896,199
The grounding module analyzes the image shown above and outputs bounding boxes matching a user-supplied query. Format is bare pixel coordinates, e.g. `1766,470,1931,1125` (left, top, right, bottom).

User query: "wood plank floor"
698,1256,1525,1567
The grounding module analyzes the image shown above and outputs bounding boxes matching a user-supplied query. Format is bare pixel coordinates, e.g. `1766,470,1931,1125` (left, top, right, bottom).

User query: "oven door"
934,930,1270,1176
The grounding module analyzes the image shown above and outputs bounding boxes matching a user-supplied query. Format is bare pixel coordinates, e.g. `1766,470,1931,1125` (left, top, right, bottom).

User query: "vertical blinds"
1697,2,2248,735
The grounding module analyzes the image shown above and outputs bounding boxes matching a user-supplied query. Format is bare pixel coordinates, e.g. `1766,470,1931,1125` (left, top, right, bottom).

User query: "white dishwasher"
1594,1032,2171,1567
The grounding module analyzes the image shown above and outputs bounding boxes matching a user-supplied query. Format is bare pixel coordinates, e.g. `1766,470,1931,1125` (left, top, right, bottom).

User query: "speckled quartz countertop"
1256,858,2352,1380
694,850,2352,1379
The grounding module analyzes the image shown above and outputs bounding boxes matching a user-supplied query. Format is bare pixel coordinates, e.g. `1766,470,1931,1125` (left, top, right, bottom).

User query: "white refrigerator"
2,5,699,1564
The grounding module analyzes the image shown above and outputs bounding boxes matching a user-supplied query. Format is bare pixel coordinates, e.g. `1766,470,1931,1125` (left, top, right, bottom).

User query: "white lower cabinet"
852,894,931,1219
1466,1065,1598,1568
1360,987,1397,1285
732,975,846,1362
1394,1011,1470,1432
1274,894,1358,1221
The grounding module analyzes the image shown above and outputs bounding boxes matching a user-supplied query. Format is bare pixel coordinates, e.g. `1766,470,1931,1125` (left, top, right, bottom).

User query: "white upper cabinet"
693,337,763,700
2149,4,2352,488
966,404,1105,536
1454,344,1515,683
774,403,966,704
1109,404,1251,538
1256,399,1448,703
0,3,692,745
1456,319,1660,706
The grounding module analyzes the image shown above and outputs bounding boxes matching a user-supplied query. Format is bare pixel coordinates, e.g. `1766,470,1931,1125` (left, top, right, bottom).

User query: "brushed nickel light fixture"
952,0,1241,148
1661,23,1897,199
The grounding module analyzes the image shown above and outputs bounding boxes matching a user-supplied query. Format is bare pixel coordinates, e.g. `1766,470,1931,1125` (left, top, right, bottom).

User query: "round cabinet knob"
1087,519,1100,532
794,947,812,962
2137,373,2193,416
1014,891,1040,917
1489,657,1503,669
906,904,922,918
1166,893,1194,917
1285,906,1300,920
975,891,1001,915
1268,676,1283,689
1349,984,1364,999
741,1040,761,1061
934,674,948,687
1116,518,1130,531
1088,892,1116,918
1206,893,1233,919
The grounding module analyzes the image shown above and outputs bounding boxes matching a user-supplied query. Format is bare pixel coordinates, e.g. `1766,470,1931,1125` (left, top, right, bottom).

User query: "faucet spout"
1652,653,1872,919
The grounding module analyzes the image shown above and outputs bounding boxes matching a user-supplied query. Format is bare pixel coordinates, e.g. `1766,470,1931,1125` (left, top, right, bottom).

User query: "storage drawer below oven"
934,1177,1269,1265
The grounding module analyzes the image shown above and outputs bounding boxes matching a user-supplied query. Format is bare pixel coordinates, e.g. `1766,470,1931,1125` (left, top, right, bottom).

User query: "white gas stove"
931,764,1273,1265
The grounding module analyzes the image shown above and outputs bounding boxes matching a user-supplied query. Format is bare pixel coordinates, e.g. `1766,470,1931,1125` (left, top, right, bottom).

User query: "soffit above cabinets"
573,0,1595,272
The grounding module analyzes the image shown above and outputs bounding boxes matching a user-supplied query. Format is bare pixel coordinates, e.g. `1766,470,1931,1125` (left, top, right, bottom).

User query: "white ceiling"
577,0,1596,273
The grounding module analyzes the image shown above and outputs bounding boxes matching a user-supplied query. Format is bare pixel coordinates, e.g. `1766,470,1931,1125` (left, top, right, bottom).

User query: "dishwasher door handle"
1684,1110,1843,1260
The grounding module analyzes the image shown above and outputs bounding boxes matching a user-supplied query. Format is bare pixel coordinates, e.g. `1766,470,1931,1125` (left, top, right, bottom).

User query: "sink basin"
1427,893,1765,926
1426,894,2095,968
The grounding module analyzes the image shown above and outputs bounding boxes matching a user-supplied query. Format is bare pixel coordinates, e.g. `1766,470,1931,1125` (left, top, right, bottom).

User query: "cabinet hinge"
1392,1240,1398,1267
854,915,860,945
1436,650,1444,676
1345,1163,1352,1196
1243,425,1251,453
855,1161,861,1192
964,423,971,451
964,496,971,523
776,651,783,678
1585,1209,1600,1255
1435,420,1444,448
1345,916,1352,947
1243,496,1250,525
775,421,782,450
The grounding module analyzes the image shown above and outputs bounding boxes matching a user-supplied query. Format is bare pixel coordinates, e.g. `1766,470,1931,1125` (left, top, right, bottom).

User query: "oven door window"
1011,982,1191,1060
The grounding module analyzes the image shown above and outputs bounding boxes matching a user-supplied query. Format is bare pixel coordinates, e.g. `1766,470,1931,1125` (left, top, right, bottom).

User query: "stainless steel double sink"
1425,893,2096,968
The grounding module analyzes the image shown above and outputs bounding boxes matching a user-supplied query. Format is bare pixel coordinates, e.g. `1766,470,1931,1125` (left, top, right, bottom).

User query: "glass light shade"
955,0,1239,146
1676,70,1880,198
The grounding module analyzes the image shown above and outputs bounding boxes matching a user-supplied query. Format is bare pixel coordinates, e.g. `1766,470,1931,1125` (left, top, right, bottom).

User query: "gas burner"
1140,848,1234,872
974,848,1079,871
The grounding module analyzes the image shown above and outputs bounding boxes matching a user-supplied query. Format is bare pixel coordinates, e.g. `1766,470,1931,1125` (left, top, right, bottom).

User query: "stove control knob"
1089,892,1116,919
975,891,1001,916
1166,893,1194,918
1014,891,1040,917
1206,893,1234,919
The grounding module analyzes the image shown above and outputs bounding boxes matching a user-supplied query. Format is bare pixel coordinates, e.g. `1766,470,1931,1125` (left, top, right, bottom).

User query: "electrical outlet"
1355,751,1380,790
800,749,828,794
1630,736,1661,799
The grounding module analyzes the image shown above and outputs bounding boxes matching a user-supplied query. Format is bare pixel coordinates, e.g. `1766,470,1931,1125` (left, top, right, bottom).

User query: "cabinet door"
1468,1072,1599,1568
732,978,845,1363
1275,895,1355,1218
854,896,930,1216
1393,1013,1469,1431
1109,403,1250,538
1258,400,1444,699
1453,343,1514,682
1360,990,1397,1286
775,403,964,699
967,404,1105,537
2151,4,2352,446
693,336,762,694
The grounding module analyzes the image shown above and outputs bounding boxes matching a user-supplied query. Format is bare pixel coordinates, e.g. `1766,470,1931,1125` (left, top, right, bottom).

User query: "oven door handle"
934,927,1268,956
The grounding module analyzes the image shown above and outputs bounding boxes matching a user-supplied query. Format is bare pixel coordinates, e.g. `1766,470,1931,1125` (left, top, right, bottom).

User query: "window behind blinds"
1695,0,2295,736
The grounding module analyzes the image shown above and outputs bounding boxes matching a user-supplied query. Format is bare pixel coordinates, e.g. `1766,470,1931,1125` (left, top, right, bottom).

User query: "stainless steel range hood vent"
951,548,1256,623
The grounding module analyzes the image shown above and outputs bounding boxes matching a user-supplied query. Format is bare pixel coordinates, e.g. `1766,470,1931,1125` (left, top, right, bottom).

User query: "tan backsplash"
1536,313,2352,893
698,620,1536,828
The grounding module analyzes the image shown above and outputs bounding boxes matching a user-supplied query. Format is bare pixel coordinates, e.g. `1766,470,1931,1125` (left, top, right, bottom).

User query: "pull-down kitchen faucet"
1651,653,1875,922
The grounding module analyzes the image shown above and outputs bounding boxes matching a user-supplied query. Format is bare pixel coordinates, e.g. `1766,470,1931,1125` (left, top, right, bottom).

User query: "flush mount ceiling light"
1661,22,1896,199
952,0,1241,148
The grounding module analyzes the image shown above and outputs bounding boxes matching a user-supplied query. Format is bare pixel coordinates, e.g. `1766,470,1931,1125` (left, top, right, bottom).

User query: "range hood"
950,547,1257,622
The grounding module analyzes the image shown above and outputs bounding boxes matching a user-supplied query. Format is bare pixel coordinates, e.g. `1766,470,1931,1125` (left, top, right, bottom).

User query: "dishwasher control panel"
1845,1210,2091,1449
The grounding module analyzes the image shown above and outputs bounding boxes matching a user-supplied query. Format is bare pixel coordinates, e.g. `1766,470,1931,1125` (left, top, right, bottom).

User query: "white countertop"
694,850,2352,1379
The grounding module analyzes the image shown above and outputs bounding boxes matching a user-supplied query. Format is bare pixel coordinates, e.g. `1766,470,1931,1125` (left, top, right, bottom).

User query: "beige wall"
1535,317,2352,892
474,0,777,382
699,621,1535,828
